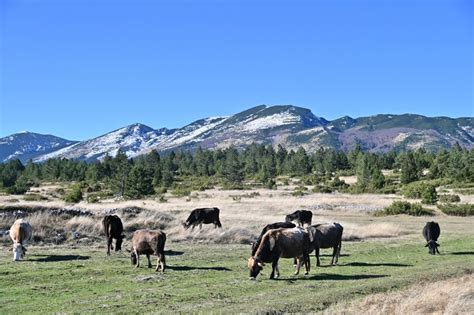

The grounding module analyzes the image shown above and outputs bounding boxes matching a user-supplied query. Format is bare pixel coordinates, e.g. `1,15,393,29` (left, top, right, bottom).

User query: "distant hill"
0,105,472,163
0,132,77,163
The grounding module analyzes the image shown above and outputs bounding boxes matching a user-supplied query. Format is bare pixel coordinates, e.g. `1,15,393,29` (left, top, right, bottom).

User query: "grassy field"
1,234,473,313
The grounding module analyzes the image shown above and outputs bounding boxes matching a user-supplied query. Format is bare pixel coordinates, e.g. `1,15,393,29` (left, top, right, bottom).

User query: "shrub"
6,185,28,195
438,194,461,203
86,193,100,203
171,187,191,197
402,182,438,204
312,185,333,193
374,201,434,216
157,187,168,194
64,185,83,203
266,179,277,190
23,194,49,201
292,190,306,197
420,184,438,205
437,203,474,216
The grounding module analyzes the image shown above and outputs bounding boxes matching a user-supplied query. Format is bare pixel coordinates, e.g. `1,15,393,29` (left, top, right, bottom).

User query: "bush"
402,182,438,204
157,187,168,194
23,194,49,201
265,179,277,189
374,201,434,216
86,193,100,203
171,187,191,197
6,185,28,195
64,185,83,203
437,203,474,216
420,184,438,205
292,190,306,197
312,185,333,193
438,194,461,203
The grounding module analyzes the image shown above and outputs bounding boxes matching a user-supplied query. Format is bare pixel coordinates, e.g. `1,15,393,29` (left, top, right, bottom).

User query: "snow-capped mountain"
1,105,473,163
0,132,77,163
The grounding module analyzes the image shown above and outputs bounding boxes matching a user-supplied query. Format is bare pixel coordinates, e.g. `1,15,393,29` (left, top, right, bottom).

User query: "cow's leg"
156,253,165,272
436,246,440,255
294,257,302,275
146,254,152,268
336,240,342,264
316,247,321,267
134,249,140,268
293,258,297,266
199,223,202,229
304,254,310,275
331,246,337,265
107,237,112,256
270,258,279,279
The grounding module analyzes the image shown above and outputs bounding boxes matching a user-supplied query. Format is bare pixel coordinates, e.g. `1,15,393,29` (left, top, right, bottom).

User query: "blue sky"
0,0,472,140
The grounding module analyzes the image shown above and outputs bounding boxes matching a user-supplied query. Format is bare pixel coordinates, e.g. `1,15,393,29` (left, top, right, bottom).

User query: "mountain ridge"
1,105,472,163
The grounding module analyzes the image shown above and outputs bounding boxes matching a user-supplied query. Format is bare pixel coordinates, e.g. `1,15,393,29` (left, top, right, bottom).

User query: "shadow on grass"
167,265,231,271
164,250,185,256
319,254,350,257
449,251,474,256
29,255,90,262
274,273,388,281
340,262,412,267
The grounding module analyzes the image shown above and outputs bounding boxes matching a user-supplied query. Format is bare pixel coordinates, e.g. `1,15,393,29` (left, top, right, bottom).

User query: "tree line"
0,143,472,199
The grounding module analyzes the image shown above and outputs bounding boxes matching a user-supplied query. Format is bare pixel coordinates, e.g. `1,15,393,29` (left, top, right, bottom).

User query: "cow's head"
115,234,125,252
12,243,25,261
247,256,264,280
130,250,137,265
285,215,292,223
425,240,439,255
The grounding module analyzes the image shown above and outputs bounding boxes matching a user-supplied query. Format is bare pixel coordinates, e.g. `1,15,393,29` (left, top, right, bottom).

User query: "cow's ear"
269,237,275,251
435,242,440,247
425,243,428,247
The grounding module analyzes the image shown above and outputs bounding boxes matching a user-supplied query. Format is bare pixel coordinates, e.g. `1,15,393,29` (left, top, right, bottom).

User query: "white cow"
9,219,33,261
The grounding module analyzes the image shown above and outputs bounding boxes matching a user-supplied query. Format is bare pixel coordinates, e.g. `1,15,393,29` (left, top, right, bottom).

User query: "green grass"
1,235,473,313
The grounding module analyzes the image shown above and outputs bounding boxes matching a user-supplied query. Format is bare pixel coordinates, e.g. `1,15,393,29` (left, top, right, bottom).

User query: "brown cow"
130,229,166,272
247,227,311,280
9,219,33,261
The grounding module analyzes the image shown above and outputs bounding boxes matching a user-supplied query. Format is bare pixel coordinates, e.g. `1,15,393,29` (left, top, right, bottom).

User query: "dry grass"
342,223,405,241
326,273,474,315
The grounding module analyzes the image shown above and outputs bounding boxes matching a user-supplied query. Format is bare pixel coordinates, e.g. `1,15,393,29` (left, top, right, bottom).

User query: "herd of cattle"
8,208,441,280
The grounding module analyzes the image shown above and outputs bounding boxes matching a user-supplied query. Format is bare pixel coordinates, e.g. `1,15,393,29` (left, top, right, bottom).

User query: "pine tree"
111,150,131,197
400,152,420,184
125,164,154,198
221,147,244,184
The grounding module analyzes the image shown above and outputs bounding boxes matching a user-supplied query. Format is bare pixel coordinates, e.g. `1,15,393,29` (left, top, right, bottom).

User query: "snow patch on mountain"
241,111,302,131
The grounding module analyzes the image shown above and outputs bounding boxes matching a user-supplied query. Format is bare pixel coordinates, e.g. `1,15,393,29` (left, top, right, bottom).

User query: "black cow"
102,215,125,256
306,223,343,266
251,222,296,255
183,207,222,230
423,221,440,255
285,210,313,227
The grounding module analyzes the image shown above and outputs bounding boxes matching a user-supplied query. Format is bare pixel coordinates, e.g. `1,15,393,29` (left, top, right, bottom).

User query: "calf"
9,219,32,261
251,222,296,256
102,215,125,256
247,227,311,280
130,229,166,272
285,210,313,227
306,223,343,266
423,221,440,255
183,207,222,230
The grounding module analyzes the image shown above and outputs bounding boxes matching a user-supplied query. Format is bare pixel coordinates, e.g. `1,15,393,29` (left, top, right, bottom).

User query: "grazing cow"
130,229,166,272
285,210,313,227
423,221,440,255
251,222,296,256
182,207,222,230
306,223,343,266
247,227,311,280
9,219,32,261
102,215,125,256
